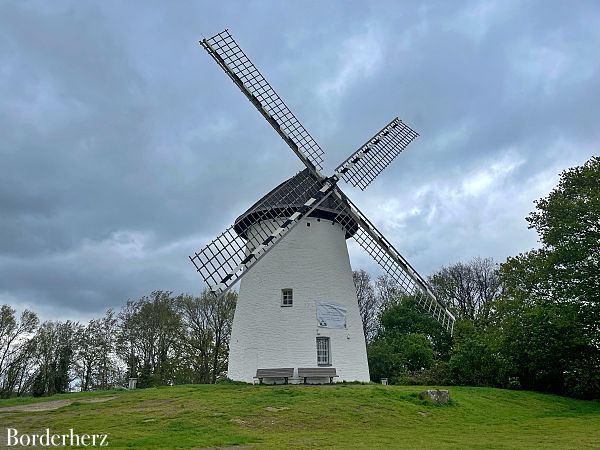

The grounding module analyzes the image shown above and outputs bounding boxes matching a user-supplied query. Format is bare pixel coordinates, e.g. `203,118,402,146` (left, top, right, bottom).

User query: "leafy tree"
447,320,507,387
30,321,78,397
95,310,119,389
117,291,183,388
379,296,452,360
499,156,600,399
368,333,433,383
177,290,236,384
75,309,119,391
177,293,213,384
205,291,236,383
368,295,450,383
495,298,589,394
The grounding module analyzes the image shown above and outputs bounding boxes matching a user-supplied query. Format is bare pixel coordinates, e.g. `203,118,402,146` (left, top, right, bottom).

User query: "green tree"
117,291,183,388
499,156,600,399
368,333,434,383
75,310,119,391
367,295,450,383
447,320,507,387
379,295,452,360
30,321,78,397
177,290,236,384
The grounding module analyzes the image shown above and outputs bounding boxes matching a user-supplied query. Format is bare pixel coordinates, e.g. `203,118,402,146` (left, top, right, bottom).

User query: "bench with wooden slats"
297,367,338,384
254,368,294,384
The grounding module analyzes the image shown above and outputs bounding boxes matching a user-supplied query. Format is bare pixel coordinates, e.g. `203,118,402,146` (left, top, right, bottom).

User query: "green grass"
1,384,599,449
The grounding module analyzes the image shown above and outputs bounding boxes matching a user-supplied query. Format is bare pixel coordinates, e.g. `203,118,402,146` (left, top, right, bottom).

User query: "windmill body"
228,172,369,382
191,30,455,384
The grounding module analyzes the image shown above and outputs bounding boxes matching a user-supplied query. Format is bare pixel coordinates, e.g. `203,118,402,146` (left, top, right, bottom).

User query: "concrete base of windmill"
419,389,450,404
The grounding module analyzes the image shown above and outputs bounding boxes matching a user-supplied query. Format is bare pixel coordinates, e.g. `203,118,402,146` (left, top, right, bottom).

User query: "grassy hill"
1,383,599,449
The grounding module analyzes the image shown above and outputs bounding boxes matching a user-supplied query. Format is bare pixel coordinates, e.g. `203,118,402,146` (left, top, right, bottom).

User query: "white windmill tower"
191,30,455,384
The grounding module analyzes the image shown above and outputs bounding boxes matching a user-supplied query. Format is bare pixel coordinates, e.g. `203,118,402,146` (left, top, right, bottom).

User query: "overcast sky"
1,0,598,321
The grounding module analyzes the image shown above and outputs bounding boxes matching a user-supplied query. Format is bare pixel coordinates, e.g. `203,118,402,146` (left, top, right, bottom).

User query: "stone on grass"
419,389,450,404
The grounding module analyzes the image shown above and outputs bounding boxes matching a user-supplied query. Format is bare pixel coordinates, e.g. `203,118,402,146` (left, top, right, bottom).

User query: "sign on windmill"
190,29,455,384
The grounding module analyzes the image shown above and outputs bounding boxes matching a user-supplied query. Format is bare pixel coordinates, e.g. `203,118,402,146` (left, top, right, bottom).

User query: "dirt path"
0,396,116,412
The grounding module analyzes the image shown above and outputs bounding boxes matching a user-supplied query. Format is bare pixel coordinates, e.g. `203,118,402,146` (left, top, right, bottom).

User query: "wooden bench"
254,368,294,385
298,367,338,384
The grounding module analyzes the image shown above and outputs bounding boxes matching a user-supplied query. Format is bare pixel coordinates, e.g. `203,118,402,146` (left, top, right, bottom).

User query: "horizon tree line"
0,290,236,398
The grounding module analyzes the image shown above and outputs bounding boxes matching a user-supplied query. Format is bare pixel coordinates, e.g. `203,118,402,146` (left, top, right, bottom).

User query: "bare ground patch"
0,396,116,412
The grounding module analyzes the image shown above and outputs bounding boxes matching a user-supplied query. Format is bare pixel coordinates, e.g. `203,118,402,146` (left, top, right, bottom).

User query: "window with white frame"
281,288,293,307
316,337,330,366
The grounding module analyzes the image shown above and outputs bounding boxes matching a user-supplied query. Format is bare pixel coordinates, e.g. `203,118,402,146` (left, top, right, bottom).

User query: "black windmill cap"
234,169,358,239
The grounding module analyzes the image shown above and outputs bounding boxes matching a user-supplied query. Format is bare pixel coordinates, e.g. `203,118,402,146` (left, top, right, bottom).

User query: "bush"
391,362,449,386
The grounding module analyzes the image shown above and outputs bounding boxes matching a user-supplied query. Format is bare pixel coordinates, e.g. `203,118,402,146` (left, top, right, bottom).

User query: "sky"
1,0,599,322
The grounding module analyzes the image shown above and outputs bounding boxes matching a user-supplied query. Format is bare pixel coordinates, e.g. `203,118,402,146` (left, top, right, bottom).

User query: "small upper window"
281,289,293,307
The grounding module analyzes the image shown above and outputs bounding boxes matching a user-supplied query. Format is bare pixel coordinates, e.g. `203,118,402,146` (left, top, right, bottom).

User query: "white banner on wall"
316,302,347,329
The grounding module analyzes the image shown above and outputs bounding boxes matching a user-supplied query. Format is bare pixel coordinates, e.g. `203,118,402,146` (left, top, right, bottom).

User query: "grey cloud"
0,0,598,319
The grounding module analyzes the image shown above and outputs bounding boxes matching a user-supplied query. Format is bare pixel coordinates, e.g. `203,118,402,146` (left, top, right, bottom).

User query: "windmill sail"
201,30,325,175
335,117,419,190
329,190,455,333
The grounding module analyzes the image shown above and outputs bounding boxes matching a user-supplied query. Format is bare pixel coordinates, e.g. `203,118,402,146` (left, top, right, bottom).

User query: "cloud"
445,0,514,42
318,25,384,99
1,0,599,320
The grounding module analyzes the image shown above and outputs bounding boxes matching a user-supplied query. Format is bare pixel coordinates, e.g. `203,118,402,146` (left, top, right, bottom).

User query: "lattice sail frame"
201,29,325,174
327,191,455,333
335,117,419,190
194,29,455,333
189,171,335,296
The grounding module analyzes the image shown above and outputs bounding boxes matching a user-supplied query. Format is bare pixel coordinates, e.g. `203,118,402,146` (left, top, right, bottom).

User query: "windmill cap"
234,169,358,239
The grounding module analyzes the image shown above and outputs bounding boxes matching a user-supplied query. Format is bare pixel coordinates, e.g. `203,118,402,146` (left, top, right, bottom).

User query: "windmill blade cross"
201,30,325,177
195,29,453,333
335,117,419,190
190,172,336,298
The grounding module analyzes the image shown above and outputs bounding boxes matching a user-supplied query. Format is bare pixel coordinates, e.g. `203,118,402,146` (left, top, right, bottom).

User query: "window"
281,289,293,307
317,337,330,366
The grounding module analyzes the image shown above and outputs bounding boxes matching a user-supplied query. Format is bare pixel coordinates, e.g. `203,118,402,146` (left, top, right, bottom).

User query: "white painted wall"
228,217,370,383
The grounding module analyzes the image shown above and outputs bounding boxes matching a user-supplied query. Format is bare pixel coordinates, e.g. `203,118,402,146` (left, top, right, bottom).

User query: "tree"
95,310,119,390
75,320,99,392
75,310,119,391
177,290,236,384
499,156,600,399
353,270,379,343
368,333,433,383
30,321,78,397
204,291,236,383
378,295,452,360
117,291,183,388
0,306,38,398
177,293,213,384
367,295,451,383
447,320,507,387
427,257,505,387
429,257,502,325
375,274,402,310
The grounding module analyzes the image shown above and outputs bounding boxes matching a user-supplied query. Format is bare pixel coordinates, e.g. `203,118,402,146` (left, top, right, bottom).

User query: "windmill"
190,29,455,383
